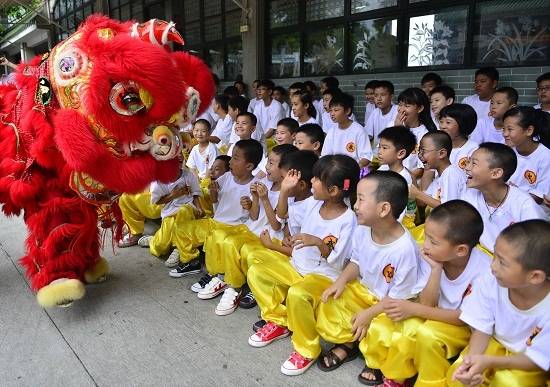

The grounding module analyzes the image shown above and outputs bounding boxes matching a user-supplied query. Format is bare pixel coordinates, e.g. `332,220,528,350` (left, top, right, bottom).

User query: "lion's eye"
109,81,146,116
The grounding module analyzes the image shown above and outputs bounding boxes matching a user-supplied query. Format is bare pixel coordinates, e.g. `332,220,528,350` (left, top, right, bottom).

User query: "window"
53,0,94,42
304,26,345,76
270,32,301,78
351,17,398,72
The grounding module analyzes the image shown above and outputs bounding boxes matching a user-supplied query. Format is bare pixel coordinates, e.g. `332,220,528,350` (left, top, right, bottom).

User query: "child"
430,85,455,129
503,106,550,208
247,79,261,113
471,86,518,144
288,82,305,98
254,79,285,140
438,104,479,171
186,119,219,179
228,96,263,146
275,117,298,145
421,72,443,96
247,155,359,376
319,76,339,94
365,80,398,152
210,94,233,147
315,171,428,384
320,88,341,133
168,139,263,277
461,142,545,252
294,123,324,155
198,154,231,218
137,166,204,267
411,131,467,209
273,86,290,117
227,112,257,156
449,220,550,387
304,80,324,121
462,66,499,120
233,80,246,97
535,72,550,112
291,92,317,126
117,190,162,247
364,80,378,126
322,93,372,168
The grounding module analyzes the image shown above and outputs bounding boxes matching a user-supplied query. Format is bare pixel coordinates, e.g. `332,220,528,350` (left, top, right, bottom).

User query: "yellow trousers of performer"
172,218,226,263
447,338,548,387
119,191,163,235
199,178,214,218
414,321,471,387
149,204,196,257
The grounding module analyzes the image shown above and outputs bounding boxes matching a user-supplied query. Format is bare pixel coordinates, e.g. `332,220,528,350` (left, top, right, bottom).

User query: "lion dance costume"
0,15,215,307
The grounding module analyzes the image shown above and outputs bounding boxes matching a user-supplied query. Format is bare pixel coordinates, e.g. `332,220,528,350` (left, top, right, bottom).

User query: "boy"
275,117,298,145
247,79,261,113
168,139,263,277
210,94,233,147
430,85,455,128
228,96,264,147
294,123,324,155
320,88,341,133
316,171,428,384
449,220,550,387
273,86,290,117
461,142,545,252
227,112,257,156
322,93,372,167
421,72,443,96
186,119,219,179
364,80,378,126
534,72,550,112
410,131,467,208
470,86,517,144
254,79,285,140
118,189,162,247
197,154,231,221
462,67,499,120
365,80,398,153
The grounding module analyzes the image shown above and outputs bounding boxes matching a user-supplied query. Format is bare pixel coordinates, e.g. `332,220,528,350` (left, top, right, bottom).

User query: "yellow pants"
447,338,548,387
414,321,471,387
172,217,225,263
199,178,214,218
149,204,196,257
119,191,163,235
266,137,277,153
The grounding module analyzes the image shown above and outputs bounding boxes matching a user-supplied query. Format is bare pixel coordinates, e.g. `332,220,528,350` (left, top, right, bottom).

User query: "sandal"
358,365,384,386
317,343,359,372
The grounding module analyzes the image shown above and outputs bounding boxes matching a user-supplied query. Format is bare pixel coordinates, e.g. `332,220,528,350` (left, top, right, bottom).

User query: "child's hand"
259,230,273,248
408,183,420,199
172,185,190,198
208,180,219,192
240,196,252,210
282,235,293,247
250,183,260,200
395,109,407,126
281,169,301,193
321,281,346,302
194,206,205,218
351,309,373,341
383,298,416,322
453,354,490,386
290,233,322,249
256,182,269,200
420,248,443,270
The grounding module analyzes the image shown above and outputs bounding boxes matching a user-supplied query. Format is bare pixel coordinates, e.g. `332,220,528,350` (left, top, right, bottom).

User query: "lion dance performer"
0,15,215,307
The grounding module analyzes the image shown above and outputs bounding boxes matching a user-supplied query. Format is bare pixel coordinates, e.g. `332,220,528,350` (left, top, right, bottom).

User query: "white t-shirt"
321,111,333,133
450,139,478,171
229,120,264,146
365,105,398,152
364,102,376,126
287,197,312,236
294,116,318,127
186,142,219,178
321,121,373,162
290,199,357,281
426,164,467,203
150,169,201,218
248,97,261,114
509,144,550,200
470,117,504,144
212,114,234,146
460,273,550,371
252,155,267,177
462,94,490,121
245,179,283,239
351,225,429,300
438,248,491,310
254,99,285,136
461,186,546,251
313,99,324,124
213,172,258,225
403,124,428,171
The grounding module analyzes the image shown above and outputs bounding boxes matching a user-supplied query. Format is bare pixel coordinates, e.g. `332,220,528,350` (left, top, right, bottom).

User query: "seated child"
186,119,219,179
168,139,263,278
294,123,324,155
320,88,341,133
117,189,162,247
461,142,545,252
210,94,233,147
247,155,359,376
430,85,455,129
274,117,298,145
315,171,428,384
291,92,317,126
462,66,499,120
449,220,550,387
273,86,290,117
439,104,479,172
363,80,378,126
534,72,550,112
421,72,443,96
227,112,257,156
198,155,230,217
322,92,372,168
364,80,398,153
228,96,264,146
470,86,517,144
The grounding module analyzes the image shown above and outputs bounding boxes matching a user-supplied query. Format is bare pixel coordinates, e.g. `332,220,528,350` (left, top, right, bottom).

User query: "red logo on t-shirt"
382,264,395,283
458,157,468,169
346,142,356,153
462,283,473,300
524,170,537,184
526,326,542,346
322,235,338,251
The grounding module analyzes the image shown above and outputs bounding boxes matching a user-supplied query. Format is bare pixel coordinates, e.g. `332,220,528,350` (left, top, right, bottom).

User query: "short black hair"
499,220,550,275
494,86,519,105
277,117,299,134
421,72,443,86
475,66,499,82
214,155,231,171
536,72,550,85
502,106,550,148
279,150,319,188
273,86,288,97
214,94,229,112
223,86,239,99
478,142,517,182
236,112,257,126
303,80,317,92
378,126,417,158
313,154,361,200
271,144,298,161
322,88,342,98
258,79,275,90
228,95,249,113
193,118,212,131
365,80,378,90
363,170,408,219
439,104,478,137
422,131,452,157
428,200,484,249
430,85,456,102
329,92,354,112
234,139,263,167
375,80,394,95
233,80,246,91
289,82,305,92
296,123,325,149
321,76,339,89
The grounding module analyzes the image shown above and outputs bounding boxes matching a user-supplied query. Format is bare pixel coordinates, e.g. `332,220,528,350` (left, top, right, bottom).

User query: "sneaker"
215,288,242,316
383,378,412,387
281,351,315,376
197,276,227,300
190,273,213,293
248,321,289,347
252,319,266,332
118,233,141,248
239,290,257,309
168,260,201,278
165,249,181,267
137,235,152,248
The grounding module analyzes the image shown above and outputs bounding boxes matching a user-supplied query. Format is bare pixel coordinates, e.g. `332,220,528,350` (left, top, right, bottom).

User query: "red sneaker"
248,321,290,347
281,351,315,376
383,378,411,387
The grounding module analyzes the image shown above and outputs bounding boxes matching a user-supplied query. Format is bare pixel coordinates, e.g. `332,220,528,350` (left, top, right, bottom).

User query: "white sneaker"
165,249,180,267
191,273,213,293
197,276,227,300
215,288,242,316
137,235,152,248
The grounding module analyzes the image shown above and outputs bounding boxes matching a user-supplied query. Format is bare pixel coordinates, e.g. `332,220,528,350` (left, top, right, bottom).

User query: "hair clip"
343,179,350,191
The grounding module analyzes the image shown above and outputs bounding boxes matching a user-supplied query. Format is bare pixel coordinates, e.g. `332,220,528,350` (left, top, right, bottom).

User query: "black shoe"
190,273,213,292
168,260,202,278
252,319,266,332
239,289,257,309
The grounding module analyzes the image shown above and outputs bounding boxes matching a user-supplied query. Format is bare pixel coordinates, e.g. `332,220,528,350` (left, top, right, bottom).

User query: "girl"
439,103,479,171
503,106,550,208
291,92,317,126
247,155,359,376
394,87,437,179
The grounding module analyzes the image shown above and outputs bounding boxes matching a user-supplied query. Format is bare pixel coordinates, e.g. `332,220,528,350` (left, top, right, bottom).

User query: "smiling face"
439,116,461,140
464,148,498,188
235,115,255,139
397,101,423,127
430,92,452,118
275,125,294,145
354,178,380,226
310,175,330,200
266,151,282,182
418,136,439,169
210,159,228,180
192,121,210,143
502,115,533,148
421,80,437,96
